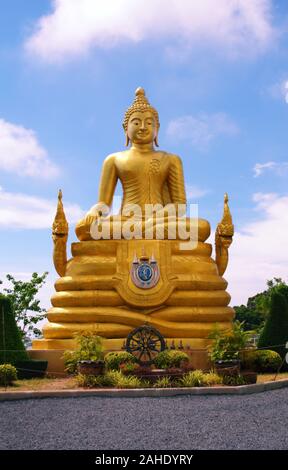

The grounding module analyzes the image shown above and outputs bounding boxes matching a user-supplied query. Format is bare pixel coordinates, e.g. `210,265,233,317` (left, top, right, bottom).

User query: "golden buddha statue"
33,88,234,360
75,87,209,242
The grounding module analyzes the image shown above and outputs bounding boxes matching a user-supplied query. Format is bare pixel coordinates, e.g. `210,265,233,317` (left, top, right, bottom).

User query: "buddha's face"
127,111,157,145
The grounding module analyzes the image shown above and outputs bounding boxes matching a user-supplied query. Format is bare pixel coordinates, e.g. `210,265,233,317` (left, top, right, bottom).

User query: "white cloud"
267,79,288,103
225,192,288,305
185,184,209,200
25,0,274,62
166,113,239,150
0,187,85,229
253,161,276,177
253,161,288,177
0,119,59,179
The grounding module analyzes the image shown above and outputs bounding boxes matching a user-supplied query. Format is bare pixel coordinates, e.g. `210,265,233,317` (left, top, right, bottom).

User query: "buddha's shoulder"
159,151,183,164
102,152,125,164
104,150,133,159
102,150,182,163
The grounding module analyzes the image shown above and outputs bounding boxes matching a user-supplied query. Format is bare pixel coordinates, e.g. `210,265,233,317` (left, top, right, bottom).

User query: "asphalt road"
0,388,287,450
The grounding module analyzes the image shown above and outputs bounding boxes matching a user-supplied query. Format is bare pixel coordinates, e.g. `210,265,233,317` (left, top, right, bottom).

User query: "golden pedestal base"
31,340,212,374
34,239,234,359
32,337,210,351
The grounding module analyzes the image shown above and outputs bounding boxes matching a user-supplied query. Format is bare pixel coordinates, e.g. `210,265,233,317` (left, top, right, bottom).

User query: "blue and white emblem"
131,252,160,289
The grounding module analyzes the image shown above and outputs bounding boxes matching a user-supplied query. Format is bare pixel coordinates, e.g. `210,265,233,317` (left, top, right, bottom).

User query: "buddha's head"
123,88,160,147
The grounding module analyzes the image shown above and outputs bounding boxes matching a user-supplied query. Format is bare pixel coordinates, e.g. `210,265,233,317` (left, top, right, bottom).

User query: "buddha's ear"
125,133,130,147
154,125,160,147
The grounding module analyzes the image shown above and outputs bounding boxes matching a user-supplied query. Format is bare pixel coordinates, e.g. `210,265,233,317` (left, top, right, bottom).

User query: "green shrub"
153,377,172,388
15,360,48,379
63,332,104,374
241,349,282,372
258,292,288,363
178,370,222,387
104,351,137,371
76,373,116,388
0,295,28,365
76,370,222,389
154,350,189,369
204,371,222,386
140,379,152,388
222,374,246,386
77,370,142,389
119,362,140,375
62,350,79,374
208,321,250,362
0,364,17,386
179,370,207,387
76,373,102,388
257,350,282,372
104,370,141,388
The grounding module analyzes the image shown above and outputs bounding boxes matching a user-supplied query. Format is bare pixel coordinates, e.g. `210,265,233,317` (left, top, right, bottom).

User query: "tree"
258,292,288,362
0,272,48,344
234,304,264,331
253,278,288,317
0,295,28,364
233,278,288,332
208,320,251,361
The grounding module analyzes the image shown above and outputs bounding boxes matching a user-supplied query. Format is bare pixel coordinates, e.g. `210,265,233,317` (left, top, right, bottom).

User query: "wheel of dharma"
125,325,166,365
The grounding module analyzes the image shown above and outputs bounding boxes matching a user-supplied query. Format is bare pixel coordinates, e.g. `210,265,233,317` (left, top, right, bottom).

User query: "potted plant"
208,321,251,375
63,332,105,375
78,359,105,376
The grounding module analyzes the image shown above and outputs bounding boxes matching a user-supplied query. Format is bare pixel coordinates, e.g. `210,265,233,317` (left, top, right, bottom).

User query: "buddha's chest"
116,153,169,183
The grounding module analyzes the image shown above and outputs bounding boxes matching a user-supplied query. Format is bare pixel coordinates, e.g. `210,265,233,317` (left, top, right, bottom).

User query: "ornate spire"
52,189,68,235
122,87,160,131
52,190,69,277
215,193,234,276
217,193,234,236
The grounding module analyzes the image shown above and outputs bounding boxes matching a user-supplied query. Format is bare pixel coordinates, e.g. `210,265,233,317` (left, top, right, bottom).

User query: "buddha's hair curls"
122,87,160,132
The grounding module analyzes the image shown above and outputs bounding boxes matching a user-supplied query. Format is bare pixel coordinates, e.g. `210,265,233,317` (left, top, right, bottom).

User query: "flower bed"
124,368,186,383
1,372,288,392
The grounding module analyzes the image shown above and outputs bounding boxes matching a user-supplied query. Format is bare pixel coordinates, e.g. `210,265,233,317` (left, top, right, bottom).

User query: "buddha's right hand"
84,212,101,227
85,202,109,227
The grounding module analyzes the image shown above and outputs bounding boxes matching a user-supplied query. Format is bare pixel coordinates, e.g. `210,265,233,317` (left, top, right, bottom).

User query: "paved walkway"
0,388,287,450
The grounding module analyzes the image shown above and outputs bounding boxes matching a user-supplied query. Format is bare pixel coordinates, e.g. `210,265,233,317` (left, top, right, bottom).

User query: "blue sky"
0,0,288,308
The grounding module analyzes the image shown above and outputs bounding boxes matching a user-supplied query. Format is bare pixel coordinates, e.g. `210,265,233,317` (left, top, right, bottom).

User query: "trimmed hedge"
154,350,189,369
258,292,288,363
0,295,28,365
104,352,137,371
0,363,17,386
15,360,48,379
241,349,282,372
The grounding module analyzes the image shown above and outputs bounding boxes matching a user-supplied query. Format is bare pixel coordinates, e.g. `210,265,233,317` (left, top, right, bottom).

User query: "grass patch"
257,372,288,384
0,377,78,391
